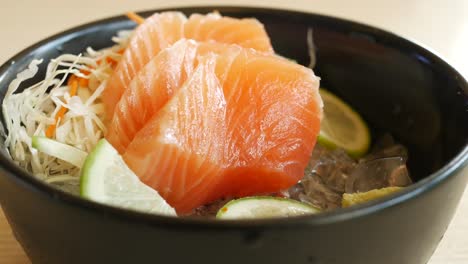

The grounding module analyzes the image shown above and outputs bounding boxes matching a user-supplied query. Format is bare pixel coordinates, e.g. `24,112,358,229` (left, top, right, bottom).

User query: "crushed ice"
287,134,412,210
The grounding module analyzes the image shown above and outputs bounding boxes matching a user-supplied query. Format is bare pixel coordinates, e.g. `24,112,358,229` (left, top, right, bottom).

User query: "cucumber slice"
318,89,370,158
32,136,87,167
80,139,176,216
216,196,319,219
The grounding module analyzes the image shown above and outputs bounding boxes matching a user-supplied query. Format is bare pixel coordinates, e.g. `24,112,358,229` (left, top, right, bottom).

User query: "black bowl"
0,6,467,264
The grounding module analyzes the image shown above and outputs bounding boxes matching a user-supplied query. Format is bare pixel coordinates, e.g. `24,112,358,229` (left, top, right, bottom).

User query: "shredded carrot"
80,69,91,75
75,69,90,87
44,38,127,137
95,48,123,68
78,77,89,87
66,75,76,86
44,37,128,138
103,57,119,68
126,12,145,25
45,77,79,137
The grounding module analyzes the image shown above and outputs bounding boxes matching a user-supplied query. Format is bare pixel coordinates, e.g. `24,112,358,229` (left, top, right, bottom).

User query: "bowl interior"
0,7,467,202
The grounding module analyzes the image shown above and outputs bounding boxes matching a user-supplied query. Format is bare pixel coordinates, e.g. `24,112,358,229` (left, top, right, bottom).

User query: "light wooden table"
0,1,467,263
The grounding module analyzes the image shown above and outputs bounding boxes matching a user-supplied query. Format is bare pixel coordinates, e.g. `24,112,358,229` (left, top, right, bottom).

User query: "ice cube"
285,183,305,200
364,134,408,162
345,157,411,193
300,173,343,209
308,145,355,193
293,135,412,209
293,145,356,209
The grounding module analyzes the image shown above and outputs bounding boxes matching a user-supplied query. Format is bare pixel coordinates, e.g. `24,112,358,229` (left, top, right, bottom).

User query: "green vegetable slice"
32,136,87,167
80,139,176,216
216,196,319,219
318,89,370,158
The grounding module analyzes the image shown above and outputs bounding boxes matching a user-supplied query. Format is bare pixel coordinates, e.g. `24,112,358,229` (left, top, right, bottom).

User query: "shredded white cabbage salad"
2,30,133,190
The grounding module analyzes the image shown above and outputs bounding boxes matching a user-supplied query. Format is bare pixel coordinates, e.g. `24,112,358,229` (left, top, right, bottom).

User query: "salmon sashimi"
122,42,322,213
102,12,186,118
102,12,273,118
106,39,241,153
216,50,322,198
184,12,273,54
123,56,227,211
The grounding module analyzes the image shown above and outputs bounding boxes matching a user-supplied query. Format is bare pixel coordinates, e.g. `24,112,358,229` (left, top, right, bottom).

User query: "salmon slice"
106,39,241,153
184,12,273,54
123,56,227,212
102,12,187,118
219,51,322,198
122,42,321,213
102,11,273,119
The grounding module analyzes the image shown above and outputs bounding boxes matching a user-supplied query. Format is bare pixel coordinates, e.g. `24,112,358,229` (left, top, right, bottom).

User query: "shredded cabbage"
307,28,316,69
2,30,131,190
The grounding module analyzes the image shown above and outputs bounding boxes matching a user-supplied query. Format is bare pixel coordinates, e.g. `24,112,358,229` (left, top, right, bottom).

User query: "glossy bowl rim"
0,6,467,229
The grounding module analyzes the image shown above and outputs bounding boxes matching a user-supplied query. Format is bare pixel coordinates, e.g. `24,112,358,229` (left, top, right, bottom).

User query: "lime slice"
80,139,176,216
32,136,87,167
216,196,319,219
342,187,403,208
318,89,370,158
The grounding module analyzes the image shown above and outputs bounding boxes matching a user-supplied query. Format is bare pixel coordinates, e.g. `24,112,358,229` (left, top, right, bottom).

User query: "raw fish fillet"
102,12,273,117
121,43,322,213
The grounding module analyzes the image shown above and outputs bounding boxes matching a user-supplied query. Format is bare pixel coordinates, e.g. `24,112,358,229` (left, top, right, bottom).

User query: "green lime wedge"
216,196,319,219
32,136,87,168
318,89,370,158
80,139,176,216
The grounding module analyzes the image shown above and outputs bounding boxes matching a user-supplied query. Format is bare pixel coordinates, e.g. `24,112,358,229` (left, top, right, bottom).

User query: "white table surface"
0,1,467,263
